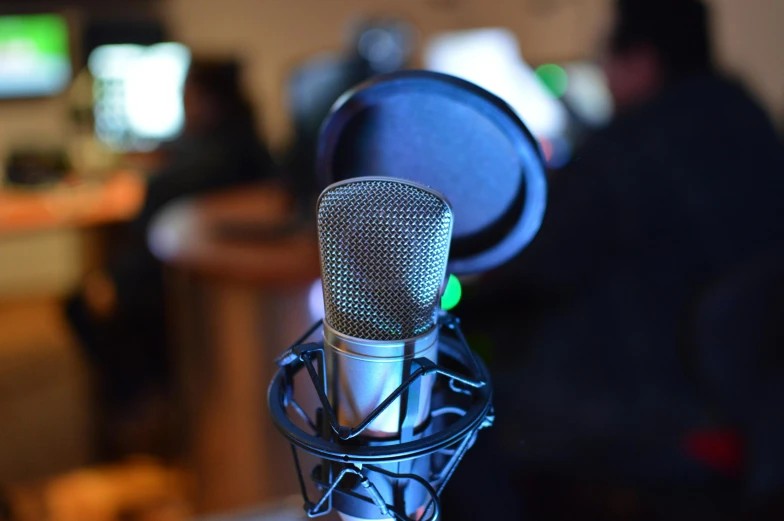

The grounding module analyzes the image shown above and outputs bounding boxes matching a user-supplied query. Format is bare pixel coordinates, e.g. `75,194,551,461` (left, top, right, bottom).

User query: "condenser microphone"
317,177,453,438
318,177,451,521
268,179,494,521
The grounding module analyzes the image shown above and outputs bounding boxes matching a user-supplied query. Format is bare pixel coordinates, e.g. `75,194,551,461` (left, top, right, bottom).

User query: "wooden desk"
150,184,322,515
149,182,318,286
0,171,145,235
0,172,146,299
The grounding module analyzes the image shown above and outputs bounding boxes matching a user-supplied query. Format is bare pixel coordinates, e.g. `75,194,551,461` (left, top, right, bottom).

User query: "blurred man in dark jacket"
66,59,275,457
446,0,784,519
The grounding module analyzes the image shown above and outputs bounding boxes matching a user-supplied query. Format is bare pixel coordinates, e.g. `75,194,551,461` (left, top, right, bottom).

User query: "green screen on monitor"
0,13,71,98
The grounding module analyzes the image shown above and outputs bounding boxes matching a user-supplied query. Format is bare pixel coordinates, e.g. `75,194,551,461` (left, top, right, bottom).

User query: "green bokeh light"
535,63,569,98
440,274,462,311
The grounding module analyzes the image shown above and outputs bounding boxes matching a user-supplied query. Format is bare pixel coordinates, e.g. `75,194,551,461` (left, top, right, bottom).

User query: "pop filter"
317,70,547,275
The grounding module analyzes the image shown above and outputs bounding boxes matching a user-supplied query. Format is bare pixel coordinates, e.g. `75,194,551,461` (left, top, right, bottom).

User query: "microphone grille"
317,178,453,340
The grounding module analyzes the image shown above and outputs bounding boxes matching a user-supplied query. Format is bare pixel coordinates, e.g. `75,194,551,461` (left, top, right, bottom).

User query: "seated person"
445,0,784,519
66,58,275,457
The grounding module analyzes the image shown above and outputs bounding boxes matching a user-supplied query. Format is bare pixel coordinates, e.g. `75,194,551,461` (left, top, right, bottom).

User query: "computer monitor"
88,42,191,151
0,13,71,99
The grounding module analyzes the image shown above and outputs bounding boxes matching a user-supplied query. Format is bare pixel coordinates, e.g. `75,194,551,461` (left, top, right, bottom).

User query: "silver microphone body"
323,323,438,436
316,177,453,520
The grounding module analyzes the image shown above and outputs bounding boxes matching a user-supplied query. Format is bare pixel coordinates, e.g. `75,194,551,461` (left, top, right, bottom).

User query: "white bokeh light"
308,278,325,322
562,62,614,127
89,42,190,149
423,28,568,139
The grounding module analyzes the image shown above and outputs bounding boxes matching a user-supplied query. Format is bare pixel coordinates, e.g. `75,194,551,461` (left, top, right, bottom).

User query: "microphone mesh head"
317,178,453,340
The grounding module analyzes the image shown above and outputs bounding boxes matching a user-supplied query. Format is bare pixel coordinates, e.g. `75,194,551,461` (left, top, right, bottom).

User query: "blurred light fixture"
423,28,568,140
88,42,191,151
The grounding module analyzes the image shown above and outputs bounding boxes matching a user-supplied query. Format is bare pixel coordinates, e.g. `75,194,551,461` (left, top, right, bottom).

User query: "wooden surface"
0,171,145,235
149,183,321,285
152,184,322,515
7,457,191,521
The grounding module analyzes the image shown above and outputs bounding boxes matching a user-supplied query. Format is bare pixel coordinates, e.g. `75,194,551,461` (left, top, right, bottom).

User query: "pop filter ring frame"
267,313,494,464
